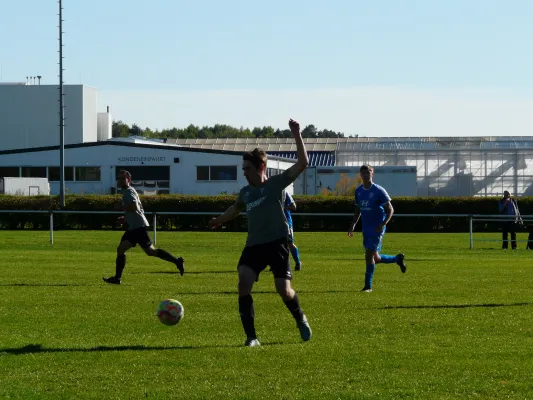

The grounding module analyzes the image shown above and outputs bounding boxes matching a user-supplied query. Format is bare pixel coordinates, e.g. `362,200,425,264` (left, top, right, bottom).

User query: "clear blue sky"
1,0,533,136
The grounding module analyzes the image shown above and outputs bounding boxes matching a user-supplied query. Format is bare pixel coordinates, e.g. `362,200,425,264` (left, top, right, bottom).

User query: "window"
0,167,19,177
115,166,170,195
76,167,101,181
48,167,74,181
115,166,170,181
197,166,237,181
196,166,210,181
210,166,237,181
21,167,47,178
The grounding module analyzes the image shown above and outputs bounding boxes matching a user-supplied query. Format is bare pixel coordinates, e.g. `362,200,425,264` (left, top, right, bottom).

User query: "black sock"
284,293,305,322
239,295,257,339
115,255,126,279
155,249,179,264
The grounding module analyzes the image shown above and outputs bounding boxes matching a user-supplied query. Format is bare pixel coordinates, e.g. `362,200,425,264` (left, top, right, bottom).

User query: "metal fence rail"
0,210,527,248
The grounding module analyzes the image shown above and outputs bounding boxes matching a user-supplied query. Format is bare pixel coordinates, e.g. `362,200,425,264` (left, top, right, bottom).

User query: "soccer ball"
157,299,184,326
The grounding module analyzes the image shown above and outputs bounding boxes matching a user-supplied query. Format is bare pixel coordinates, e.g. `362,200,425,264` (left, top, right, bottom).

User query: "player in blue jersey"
284,192,302,270
348,165,406,292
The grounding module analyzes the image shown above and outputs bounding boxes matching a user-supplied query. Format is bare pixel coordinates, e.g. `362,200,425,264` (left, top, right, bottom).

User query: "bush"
0,194,530,232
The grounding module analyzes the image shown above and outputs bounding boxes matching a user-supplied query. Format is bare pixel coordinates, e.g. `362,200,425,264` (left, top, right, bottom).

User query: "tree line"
112,121,351,139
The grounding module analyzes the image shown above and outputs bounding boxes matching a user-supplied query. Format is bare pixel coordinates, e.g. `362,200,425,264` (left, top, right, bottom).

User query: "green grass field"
1,230,532,399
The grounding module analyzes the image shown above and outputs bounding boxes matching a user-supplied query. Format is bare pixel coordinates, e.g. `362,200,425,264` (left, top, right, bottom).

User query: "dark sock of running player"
239,295,257,339
283,292,305,322
155,249,179,263
115,255,126,279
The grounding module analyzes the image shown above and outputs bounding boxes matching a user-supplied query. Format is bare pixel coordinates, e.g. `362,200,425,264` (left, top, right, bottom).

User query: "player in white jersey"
348,165,406,292
103,170,184,284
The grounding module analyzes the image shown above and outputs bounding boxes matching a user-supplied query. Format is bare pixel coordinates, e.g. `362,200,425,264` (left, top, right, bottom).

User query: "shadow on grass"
477,248,529,251
1,342,286,355
380,302,532,310
174,289,360,296
0,283,90,287
328,258,450,262
399,258,453,262
136,271,235,275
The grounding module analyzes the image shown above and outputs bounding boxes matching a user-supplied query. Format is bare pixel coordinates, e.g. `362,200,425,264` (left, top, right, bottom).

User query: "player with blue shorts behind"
348,164,406,292
284,192,302,271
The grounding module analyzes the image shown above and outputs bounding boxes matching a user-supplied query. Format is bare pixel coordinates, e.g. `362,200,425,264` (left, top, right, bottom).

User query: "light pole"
58,0,65,208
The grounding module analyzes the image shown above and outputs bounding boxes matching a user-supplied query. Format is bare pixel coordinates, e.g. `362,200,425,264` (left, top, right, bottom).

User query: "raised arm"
285,119,309,182
209,197,245,230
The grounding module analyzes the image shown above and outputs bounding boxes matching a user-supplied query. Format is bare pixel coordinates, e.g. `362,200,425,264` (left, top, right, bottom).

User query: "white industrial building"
175,137,533,197
297,165,417,196
0,83,110,150
4,82,530,197
0,140,294,195
0,83,294,195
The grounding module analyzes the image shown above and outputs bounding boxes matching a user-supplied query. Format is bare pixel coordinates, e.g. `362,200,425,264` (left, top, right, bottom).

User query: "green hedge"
0,194,531,232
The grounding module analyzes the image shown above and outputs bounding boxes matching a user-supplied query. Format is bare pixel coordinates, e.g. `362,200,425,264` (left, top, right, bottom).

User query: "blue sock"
365,264,376,288
379,254,397,264
290,247,301,264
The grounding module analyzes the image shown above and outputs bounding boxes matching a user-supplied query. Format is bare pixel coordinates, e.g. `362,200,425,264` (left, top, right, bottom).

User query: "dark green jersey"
238,170,294,246
122,187,149,230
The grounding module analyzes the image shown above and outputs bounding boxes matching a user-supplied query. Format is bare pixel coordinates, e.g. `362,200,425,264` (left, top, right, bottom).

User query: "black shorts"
238,237,292,280
121,227,152,249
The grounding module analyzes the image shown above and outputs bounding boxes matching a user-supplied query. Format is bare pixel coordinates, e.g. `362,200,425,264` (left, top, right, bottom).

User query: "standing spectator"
498,191,522,250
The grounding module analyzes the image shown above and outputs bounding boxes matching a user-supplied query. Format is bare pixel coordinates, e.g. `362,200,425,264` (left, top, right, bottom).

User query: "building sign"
117,156,167,162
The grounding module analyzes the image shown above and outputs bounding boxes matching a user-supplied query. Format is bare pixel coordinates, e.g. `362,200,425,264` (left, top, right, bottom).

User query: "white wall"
294,166,417,197
0,178,50,195
97,112,112,141
0,85,96,151
82,86,98,143
0,144,296,195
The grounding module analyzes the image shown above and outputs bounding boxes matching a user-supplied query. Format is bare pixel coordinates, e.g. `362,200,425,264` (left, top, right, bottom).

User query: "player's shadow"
173,289,358,296
379,302,532,310
167,290,275,295
1,342,285,356
481,248,527,251
398,258,451,262
328,258,449,262
140,271,235,275
0,283,90,287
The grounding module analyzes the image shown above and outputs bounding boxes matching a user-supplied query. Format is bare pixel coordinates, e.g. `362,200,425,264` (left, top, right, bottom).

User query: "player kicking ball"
348,164,406,292
103,169,184,284
209,118,311,347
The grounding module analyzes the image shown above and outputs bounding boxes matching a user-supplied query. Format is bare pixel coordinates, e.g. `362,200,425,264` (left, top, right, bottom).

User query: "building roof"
268,151,335,167
170,136,533,152
170,137,340,151
0,140,295,163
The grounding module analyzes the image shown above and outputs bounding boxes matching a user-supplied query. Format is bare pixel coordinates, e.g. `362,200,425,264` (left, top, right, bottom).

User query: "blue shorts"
363,233,384,252
288,227,294,243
